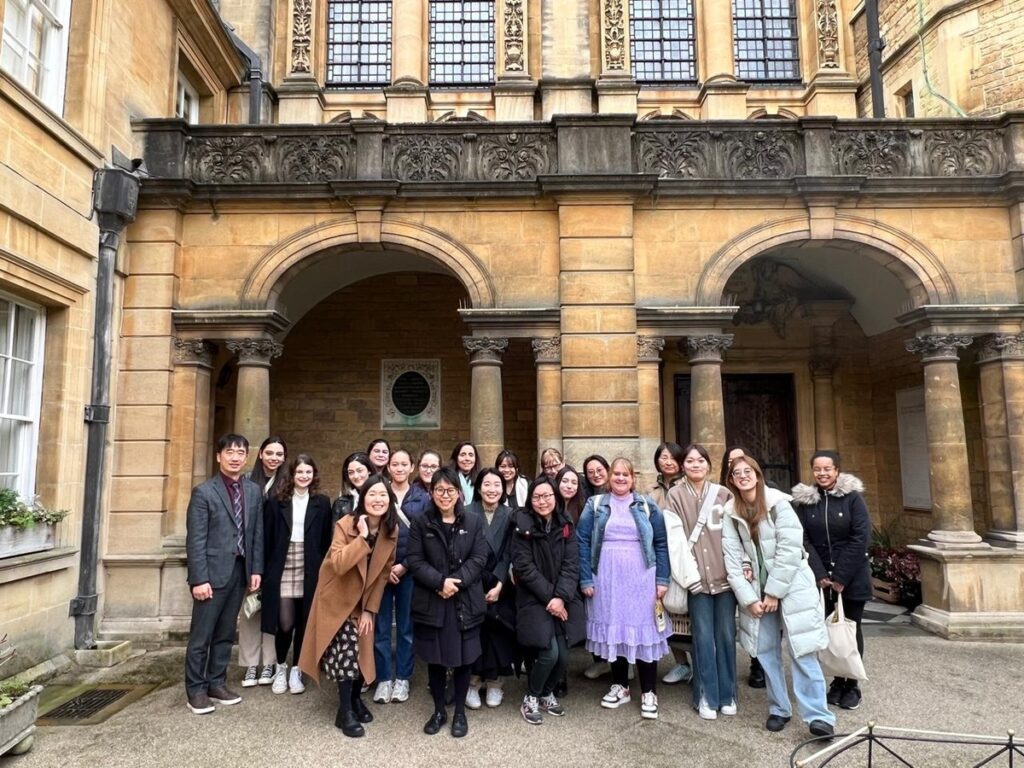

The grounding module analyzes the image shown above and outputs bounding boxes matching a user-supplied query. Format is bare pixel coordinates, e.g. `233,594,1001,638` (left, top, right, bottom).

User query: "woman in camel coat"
299,474,398,737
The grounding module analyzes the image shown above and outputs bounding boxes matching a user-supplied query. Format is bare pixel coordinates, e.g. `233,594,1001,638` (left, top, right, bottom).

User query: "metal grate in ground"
37,684,156,726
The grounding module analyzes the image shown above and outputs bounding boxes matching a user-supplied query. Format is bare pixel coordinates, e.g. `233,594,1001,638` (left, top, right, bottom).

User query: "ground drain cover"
37,684,156,726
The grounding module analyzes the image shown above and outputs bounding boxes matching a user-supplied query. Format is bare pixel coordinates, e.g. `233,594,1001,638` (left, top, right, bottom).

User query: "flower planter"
0,684,42,756
0,524,55,558
871,576,901,604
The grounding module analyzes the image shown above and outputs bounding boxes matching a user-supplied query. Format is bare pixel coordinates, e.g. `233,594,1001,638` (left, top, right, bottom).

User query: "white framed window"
175,70,200,123
1,0,70,114
0,292,45,498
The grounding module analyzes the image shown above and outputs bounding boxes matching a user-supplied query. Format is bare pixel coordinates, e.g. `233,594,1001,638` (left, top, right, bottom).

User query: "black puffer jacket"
511,509,586,650
407,505,488,631
791,473,872,602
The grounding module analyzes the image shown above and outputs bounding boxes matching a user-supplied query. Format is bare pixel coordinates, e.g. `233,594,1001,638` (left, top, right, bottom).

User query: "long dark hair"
449,441,481,484
277,453,321,501
430,466,465,518
581,454,609,496
526,476,570,528
495,448,527,491
719,445,749,486
554,465,585,523
341,452,373,495
474,467,507,506
413,449,442,489
355,473,399,535
249,435,288,493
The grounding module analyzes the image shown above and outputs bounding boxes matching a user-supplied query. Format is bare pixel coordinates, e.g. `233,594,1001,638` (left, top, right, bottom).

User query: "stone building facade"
3,0,1024,671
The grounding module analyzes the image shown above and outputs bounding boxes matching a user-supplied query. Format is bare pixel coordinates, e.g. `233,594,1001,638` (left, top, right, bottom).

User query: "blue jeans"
756,610,834,724
373,575,415,681
689,590,737,710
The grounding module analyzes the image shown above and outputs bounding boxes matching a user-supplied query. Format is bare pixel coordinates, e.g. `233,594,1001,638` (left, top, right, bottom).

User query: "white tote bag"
817,592,868,681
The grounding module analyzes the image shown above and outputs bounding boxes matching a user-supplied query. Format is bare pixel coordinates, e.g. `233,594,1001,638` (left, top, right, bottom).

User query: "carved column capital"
814,0,841,70
289,0,313,74
905,334,973,363
636,336,665,363
173,338,215,368
464,336,508,364
531,337,561,363
809,356,837,377
978,333,1024,363
684,334,734,364
227,338,284,367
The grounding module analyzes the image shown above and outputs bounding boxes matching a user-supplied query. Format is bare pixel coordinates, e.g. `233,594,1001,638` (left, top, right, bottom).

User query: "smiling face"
585,460,608,489
347,461,370,490
362,481,391,519
479,473,504,506
542,454,564,479
558,471,579,500
683,449,709,483
456,445,476,473
531,484,557,519
497,457,517,482
730,459,758,495
216,442,248,478
432,480,459,514
812,457,839,490
293,462,314,490
609,460,635,495
418,453,440,485
388,451,412,484
259,442,286,475
368,442,390,471
657,448,680,478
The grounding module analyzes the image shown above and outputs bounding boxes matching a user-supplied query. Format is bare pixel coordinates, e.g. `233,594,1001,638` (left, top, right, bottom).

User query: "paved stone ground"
5,622,1024,768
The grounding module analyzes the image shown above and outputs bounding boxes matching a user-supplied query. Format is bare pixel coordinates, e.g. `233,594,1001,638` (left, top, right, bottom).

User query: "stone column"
686,335,733,464
596,0,639,113
637,336,665,489
495,0,536,120
539,0,593,118
905,334,983,546
386,0,428,121
464,337,508,468
533,337,563,469
279,0,324,123
809,357,838,450
698,0,747,118
227,338,283,456
803,0,858,117
979,335,1024,546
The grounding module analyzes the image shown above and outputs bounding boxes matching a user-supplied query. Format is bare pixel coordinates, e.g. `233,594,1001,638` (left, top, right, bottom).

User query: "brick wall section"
269,273,536,496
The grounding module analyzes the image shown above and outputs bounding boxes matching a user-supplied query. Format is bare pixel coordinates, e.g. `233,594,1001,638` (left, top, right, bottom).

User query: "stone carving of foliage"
723,130,798,179
389,136,463,181
478,133,552,180
635,131,712,178
924,129,1003,177
278,136,353,182
832,130,910,176
602,0,626,71
815,0,840,69
503,0,525,72
190,136,265,184
291,0,312,74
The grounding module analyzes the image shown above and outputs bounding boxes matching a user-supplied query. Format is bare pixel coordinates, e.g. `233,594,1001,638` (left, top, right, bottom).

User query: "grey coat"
722,488,827,659
186,474,265,588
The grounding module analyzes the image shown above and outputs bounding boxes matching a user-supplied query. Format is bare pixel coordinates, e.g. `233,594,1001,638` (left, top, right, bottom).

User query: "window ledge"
0,545,78,585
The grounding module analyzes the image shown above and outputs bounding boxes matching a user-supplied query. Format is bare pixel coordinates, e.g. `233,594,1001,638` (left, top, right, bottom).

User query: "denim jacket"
576,492,670,590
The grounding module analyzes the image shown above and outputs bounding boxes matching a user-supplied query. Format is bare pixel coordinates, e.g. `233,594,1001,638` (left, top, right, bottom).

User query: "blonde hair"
725,455,768,541
609,456,636,492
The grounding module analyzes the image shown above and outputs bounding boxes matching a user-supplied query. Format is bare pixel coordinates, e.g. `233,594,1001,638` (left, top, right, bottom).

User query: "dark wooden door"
675,373,797,489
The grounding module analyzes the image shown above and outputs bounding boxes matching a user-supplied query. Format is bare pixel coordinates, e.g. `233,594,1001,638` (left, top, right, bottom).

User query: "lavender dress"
585,494,671,663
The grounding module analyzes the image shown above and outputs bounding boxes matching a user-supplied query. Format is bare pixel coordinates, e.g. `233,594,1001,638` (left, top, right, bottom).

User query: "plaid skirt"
280,540,304,598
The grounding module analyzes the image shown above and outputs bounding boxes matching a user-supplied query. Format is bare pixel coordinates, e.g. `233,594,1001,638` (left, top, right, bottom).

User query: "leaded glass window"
732,0,800,82
629,0,696,83
429,0,495,86
326,0,392,87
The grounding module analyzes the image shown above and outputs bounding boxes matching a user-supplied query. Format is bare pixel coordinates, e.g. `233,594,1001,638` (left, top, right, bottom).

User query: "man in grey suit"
185,433,264,714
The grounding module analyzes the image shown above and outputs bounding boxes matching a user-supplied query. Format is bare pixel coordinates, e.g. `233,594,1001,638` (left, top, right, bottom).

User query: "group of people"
184,434,872,743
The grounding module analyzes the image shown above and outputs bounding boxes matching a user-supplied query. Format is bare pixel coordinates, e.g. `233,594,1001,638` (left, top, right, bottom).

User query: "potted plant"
868,526,922,608
0,488,68,558
0,635,41,756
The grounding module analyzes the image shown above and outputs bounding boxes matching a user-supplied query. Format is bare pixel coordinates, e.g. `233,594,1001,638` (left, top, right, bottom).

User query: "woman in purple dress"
577,457,671,719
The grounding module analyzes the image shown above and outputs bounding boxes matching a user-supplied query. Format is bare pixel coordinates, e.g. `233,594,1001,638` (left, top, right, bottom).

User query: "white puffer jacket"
722,487,827,659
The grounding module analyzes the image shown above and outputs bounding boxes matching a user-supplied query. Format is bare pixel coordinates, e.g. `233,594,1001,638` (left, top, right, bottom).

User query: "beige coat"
298,515,397,684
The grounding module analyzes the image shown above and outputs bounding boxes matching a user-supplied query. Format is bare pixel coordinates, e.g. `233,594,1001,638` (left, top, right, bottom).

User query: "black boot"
351,677,374,724
827,678,844,706
336,683,364,737
748,657,766,689
839,680,862,710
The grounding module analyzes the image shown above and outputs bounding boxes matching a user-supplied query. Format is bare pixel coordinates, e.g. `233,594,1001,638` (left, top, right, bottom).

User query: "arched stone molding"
695,213,958,308
241,217,498,310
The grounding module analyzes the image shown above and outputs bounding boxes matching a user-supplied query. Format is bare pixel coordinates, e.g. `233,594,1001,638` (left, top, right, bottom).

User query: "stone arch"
695,212,958,308
241,216,497,310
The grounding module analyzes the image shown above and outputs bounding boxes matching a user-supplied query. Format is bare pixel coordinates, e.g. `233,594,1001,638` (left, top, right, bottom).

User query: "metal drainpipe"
70,168,141,650
865,0,886,117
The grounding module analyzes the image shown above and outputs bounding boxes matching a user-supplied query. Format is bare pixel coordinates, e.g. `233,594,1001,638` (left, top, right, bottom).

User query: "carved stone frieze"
809,357,837,377
531,337,561,363
388,135,462,181
905,334,973,363
832,130,910,176
464,336,509,363
978,334,1024,363
635,131,713,179
601,0,627,72
173,338,215,367
478,132,552,180
815,0,840,69
190,136,265,184
724,130,799,179
503,0,525,73
290,0,313,74
686,335,734,363
924,129,1003,177
636,336,665,363
227,338,284,366
278,136,353,182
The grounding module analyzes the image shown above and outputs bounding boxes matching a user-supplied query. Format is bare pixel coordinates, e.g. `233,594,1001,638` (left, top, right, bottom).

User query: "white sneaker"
641,691,658,719
485,686,504,708
600,684,631,709
662,663,692,684
697,695,718,720
271,663,288,695
373,680,393,704
583,661,607,680
241,666,258,688
465,685,482,710
288,666,305,694
391,679,410,703
720,700,737,716
258,663,275,686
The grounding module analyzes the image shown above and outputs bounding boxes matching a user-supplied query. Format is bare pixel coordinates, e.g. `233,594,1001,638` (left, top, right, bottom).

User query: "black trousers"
185,558,247,695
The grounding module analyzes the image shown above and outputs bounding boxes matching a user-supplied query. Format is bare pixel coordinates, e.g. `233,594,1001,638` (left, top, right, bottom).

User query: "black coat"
465,502,518,633
407,504,488,631
261,493,333,634
331,493,356,526
511,509,586,650
791,474,873,602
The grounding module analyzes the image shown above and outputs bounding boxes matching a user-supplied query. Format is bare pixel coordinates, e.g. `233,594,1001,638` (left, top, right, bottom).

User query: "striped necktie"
230,481,245,557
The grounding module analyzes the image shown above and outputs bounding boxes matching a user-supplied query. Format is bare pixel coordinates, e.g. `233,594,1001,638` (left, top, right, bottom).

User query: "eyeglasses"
433,487,458,497
532,493,556,502
420,464,439,471
731,469,755,479
542,463,562,471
